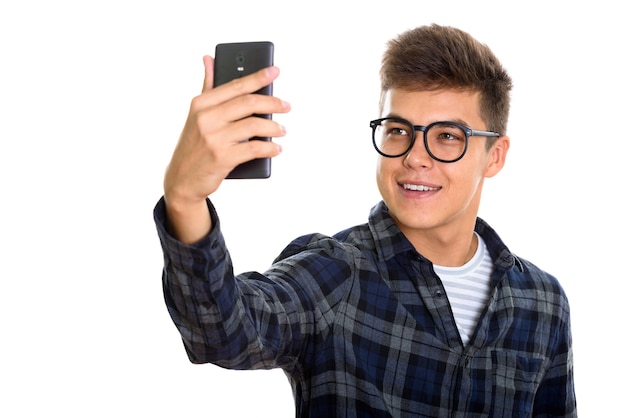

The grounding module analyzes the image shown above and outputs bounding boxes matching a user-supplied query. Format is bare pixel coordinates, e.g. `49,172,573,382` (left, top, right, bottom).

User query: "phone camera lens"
236,54,246,65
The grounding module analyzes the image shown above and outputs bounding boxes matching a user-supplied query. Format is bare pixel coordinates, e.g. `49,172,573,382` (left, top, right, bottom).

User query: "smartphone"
214,41,274,179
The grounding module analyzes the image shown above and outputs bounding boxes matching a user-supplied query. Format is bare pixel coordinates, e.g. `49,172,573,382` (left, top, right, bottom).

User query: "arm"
154,198,353,371
163,55,290,244
533,307,577,417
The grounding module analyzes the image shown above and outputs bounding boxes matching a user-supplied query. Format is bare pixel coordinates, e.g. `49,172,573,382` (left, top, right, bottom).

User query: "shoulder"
476,217,571,314
273,222,373,264
516,257,568,295
500,253,571,328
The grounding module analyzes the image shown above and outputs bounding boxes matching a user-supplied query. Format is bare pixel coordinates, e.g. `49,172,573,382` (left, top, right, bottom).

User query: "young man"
155,24,576,417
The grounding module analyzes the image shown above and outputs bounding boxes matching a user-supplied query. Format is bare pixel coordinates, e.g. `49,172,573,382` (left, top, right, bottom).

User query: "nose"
403,133,433,169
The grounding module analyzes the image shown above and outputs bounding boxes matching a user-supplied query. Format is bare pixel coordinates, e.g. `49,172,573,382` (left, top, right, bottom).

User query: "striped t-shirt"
433,233,493,345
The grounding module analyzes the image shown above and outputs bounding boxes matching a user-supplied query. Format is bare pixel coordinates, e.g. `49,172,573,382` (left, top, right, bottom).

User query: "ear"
484,135,510,178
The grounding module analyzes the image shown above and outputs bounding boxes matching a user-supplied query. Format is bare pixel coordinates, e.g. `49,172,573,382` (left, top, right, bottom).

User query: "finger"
229,135,284,168
220,94,291,128
201,55,214,93
205,66,280,107
227,116,288,146
193,93,290,143
237,135,284,156
202,115,286,169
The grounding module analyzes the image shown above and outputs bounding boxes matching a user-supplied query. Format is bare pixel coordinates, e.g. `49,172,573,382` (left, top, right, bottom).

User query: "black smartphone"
214,41,274,179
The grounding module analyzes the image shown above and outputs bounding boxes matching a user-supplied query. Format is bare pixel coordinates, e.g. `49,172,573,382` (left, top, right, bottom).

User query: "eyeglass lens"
373,120,467,161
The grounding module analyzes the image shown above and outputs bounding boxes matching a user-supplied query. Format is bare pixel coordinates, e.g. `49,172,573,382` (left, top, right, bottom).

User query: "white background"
1,1,623,416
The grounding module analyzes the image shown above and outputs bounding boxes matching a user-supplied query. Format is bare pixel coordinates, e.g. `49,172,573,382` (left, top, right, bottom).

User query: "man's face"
376,88,508,240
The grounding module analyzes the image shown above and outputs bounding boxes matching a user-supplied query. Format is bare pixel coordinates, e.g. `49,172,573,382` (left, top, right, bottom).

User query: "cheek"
446,164,485,201
375,158,386,191
376,157,401,200
451,150,489,180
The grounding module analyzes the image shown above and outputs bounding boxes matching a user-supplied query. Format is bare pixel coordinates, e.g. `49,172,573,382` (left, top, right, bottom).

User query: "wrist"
163,195,212,245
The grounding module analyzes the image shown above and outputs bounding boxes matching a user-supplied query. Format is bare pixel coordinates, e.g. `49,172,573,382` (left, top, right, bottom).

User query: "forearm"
155,197,295,369
155,198,356,372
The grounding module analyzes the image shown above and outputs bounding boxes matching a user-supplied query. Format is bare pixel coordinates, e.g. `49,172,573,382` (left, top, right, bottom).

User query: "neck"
404,225,478,267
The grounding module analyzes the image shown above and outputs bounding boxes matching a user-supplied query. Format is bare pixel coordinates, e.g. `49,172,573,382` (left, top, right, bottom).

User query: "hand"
163,56,291,243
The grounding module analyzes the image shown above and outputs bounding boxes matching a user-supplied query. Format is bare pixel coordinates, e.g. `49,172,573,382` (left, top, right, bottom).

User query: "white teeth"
403,184,439,191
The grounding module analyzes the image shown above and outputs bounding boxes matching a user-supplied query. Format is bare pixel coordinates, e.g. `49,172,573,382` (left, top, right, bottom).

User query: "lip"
398,181,442,197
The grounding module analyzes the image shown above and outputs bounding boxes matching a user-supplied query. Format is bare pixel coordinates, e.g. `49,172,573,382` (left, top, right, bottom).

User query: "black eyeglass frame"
370,117,500,163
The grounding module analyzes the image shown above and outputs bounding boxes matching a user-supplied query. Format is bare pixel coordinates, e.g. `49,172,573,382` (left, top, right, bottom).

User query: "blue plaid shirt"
155,198,576,417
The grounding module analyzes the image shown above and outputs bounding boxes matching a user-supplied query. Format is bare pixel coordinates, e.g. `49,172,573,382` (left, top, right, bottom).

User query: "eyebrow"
384,113,472,128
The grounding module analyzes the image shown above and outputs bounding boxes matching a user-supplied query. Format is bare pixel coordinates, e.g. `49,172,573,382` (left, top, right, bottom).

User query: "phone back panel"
214,42,274,179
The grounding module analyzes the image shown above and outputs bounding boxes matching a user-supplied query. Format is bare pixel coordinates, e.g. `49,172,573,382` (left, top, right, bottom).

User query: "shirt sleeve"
532,304,577,417
153,197,355,374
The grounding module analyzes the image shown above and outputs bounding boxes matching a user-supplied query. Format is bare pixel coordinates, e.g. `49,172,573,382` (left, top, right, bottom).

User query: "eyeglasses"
370,117,500,163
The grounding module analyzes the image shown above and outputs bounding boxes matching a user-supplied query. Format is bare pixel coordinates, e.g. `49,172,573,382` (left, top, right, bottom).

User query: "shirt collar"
367,201,522,272
367,201,417,262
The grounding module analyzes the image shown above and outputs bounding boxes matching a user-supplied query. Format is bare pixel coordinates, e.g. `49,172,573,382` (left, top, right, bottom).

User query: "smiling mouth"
402,184,441,191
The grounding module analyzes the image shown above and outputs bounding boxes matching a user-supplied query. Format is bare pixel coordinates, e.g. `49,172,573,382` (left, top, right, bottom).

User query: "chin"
389,207,436,231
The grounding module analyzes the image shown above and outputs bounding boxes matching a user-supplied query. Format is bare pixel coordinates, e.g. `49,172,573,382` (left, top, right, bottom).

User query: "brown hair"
380,24,513,142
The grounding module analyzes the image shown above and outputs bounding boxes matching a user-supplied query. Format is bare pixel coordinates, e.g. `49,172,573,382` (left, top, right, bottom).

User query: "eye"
439,131,462,142
431,124,465,143
389,127,407,136
384,122,410,137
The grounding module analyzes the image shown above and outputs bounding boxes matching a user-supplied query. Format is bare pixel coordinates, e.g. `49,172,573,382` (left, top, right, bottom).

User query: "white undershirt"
433,233,493,346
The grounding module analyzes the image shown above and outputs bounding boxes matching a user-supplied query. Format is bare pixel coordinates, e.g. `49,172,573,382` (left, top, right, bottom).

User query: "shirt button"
435,290,444,297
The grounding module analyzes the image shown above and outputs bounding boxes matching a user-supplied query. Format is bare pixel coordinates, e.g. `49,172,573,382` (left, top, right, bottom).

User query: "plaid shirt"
155,198,576,417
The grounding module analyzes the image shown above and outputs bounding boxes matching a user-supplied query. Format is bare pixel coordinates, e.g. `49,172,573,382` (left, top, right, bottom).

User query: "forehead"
381,88,483,125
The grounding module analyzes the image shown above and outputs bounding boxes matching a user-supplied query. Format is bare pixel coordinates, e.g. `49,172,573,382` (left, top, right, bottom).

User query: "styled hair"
380,24,513,141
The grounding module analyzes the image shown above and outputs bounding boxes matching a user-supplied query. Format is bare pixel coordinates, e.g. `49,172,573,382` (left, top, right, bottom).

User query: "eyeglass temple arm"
470,129,500,138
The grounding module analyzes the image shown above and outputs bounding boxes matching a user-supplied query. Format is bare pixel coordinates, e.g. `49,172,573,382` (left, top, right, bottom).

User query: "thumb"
201,55,214,93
